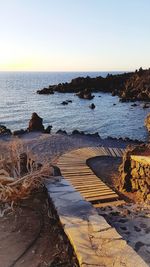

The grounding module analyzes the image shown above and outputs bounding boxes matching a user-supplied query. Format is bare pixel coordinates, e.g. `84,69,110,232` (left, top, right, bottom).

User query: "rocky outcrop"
37,87,54,95
36,68,150,102
12,129,27,136
76,89,94,100
28,113,44,132
119,68,150,101
119,144,150,202
0,125,11,136
36,72,132,97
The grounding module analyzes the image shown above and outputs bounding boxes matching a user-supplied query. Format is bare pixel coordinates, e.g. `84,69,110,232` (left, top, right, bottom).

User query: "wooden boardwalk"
57,147,125,208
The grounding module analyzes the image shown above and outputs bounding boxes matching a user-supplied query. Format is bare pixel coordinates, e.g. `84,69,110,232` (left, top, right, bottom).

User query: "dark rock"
89,103,95,109
44,125,52,134
0,125,11,136
66,100,72,103
91,132,99,137
28,113,44,132
112,90,117,96
72,129,84,135
131,103,138,107
56,129,67,135
61,101,68,105
72,129,80,135
52,165,62,176
36,68,150,102
13,129,27,136
142,103,150,109
37,87,54,94
76,89,94,100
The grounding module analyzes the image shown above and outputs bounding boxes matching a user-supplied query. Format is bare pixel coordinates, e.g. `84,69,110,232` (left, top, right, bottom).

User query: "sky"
0,0,150,71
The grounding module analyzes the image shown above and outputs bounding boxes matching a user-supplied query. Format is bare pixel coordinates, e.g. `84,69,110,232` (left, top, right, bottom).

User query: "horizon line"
0,69,136,73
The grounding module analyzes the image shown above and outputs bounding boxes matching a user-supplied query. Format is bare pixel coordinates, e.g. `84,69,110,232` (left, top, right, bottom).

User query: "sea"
0,71,149,141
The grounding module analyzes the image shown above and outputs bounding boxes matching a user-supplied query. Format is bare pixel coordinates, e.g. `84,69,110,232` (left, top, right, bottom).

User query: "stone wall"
119,145,150,202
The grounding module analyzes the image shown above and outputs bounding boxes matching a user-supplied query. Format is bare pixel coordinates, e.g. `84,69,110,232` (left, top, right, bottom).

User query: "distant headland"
37,68,150,102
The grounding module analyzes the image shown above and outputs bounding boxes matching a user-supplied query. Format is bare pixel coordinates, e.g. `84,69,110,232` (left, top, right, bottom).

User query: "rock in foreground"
28,113,45,132
119,144,150,202
0,125,11,136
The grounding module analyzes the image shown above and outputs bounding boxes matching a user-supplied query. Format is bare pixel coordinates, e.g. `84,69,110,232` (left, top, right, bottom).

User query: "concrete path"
45,146,148,266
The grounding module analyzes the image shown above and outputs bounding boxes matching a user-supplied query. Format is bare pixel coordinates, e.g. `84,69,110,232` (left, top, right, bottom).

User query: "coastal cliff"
37,68,150,102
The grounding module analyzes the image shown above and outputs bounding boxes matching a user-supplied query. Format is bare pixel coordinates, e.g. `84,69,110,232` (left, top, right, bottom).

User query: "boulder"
56,129,67,135
131,103,138,107
61,101,68,105
0,125,11,136
28,113,44,132
142,103,150,109
89,103,95,109
76,89,94,100
13,129,27,136
44,125,52,134
72,129,84,135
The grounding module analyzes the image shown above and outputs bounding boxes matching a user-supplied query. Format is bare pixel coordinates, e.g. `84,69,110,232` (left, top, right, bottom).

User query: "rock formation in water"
37,68,150,102
76,88,94,100
89,103,95,109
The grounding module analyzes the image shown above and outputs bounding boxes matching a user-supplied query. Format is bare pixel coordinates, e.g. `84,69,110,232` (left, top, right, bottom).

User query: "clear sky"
0,0,150,71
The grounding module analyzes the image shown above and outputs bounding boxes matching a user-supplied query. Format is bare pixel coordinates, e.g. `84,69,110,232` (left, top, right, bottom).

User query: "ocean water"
0,71,149,141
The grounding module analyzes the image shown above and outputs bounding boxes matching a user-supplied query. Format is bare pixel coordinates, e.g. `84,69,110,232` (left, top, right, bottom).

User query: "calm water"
0,71,149,141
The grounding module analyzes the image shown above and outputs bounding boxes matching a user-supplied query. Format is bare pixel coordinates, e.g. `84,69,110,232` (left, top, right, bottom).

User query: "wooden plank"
82,191,118,198
62,173,97,176
79,189,115,195
77,185,114,191
64,177,105,182
75,184,112,190
67,182,106,187
64,177,102,182
85,194,119,202
93,200,125,208
73,184,109,189
62,174,101,178
108,148,117,157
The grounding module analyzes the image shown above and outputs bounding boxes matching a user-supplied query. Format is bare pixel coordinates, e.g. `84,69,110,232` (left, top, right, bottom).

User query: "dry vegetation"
0,140,54,212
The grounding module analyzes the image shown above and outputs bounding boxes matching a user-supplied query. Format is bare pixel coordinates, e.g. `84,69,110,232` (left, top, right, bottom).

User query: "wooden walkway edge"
57,146,125,208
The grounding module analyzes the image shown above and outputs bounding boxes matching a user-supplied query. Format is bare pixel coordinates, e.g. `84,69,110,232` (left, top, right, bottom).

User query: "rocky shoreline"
1,111,150,144
37,68,150,102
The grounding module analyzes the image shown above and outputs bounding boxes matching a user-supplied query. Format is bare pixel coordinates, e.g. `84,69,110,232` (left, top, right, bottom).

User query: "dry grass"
0,140,54,205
